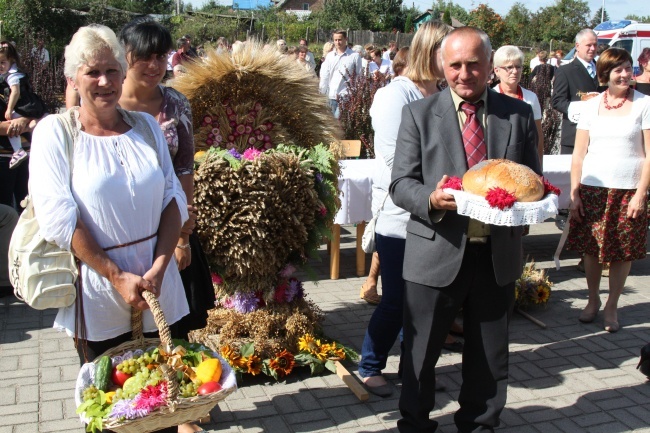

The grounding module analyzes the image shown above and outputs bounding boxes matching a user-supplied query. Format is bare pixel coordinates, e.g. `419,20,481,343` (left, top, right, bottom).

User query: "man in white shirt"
299,39,316,69
319,30,362,118
31,39,50,71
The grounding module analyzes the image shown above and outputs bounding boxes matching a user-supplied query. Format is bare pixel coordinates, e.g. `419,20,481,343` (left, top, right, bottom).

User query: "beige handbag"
8,111,79,310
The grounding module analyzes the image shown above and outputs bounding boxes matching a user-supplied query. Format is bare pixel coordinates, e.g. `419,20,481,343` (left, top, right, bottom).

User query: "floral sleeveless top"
157,85,194,176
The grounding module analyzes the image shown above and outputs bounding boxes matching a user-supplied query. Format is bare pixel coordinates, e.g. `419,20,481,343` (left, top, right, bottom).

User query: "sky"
185,0,647,19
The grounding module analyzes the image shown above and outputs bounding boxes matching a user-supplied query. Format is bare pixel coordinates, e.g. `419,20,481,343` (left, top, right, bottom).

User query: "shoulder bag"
9,110,79,309
361,192,389,254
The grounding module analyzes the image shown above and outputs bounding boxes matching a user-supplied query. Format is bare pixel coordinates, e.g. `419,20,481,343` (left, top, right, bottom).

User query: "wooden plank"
334,361,369,401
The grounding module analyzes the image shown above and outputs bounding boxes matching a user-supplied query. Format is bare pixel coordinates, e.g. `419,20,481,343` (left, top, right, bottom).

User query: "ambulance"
562,20,650,75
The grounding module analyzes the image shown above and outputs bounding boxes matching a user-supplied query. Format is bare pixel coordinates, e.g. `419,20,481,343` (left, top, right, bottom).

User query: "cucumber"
94,356,112,391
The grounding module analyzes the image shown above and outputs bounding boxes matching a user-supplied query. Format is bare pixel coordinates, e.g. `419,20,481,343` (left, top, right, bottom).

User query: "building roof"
414,10,465,28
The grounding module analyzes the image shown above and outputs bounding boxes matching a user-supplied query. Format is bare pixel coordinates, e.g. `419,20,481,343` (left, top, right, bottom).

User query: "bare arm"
174,174,195,270
5,84,20,120
569,129,589,223
0,117,36,137
143,198,182,290
628,129,650,218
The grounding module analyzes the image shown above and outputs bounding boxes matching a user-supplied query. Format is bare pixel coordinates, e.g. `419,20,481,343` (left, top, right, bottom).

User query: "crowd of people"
0,15,649,433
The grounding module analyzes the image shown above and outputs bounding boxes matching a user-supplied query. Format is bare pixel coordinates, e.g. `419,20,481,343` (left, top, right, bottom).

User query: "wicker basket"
76,291,237,433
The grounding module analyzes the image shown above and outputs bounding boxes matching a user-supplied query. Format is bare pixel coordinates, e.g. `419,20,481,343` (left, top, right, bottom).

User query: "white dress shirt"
319,48,362,100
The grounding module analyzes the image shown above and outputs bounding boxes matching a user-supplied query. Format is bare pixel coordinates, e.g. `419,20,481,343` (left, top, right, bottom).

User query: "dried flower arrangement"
174,44,347,379
515,260,552,308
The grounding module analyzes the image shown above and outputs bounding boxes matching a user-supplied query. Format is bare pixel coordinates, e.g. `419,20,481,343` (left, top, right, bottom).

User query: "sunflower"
298,334,321,355
316,343,331,361
269,349,295,377
245,355,263,376
220,344,237,361
534,285,551,304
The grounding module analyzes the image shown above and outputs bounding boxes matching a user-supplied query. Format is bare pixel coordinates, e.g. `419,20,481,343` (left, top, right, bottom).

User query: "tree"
311,0,403,32
430,1,469,25
503,3,531,45
442,8,452,26
467,4,506,48
529,0,589,43
625,14,650,23
589,7,609,28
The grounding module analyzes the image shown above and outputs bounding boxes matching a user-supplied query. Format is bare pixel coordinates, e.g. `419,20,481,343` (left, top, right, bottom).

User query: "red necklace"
603,87,630,110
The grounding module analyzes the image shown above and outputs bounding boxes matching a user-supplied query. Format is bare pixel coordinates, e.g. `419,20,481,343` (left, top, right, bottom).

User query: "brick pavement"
1,221,650,432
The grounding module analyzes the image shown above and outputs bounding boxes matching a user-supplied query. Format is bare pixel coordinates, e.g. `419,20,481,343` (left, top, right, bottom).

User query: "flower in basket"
515,260,553,308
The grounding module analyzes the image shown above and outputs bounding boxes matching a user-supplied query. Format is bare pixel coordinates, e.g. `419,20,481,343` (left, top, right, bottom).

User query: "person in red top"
171,37,191,77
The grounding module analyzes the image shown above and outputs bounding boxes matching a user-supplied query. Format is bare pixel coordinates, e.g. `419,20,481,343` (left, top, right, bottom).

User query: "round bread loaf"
462,159,544,202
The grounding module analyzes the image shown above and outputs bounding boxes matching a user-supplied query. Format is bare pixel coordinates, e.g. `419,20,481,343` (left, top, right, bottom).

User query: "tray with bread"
443,159,560,226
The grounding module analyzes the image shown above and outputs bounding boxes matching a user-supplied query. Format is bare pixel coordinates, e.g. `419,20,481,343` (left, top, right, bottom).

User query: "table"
542,155,572,209
330,159,375,279
328,156,572,279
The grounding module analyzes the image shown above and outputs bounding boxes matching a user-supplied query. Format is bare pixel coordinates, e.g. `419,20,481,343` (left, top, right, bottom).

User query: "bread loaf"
462,159,544,202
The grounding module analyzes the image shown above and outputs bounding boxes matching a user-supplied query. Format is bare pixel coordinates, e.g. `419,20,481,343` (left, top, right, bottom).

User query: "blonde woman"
358,20,453,397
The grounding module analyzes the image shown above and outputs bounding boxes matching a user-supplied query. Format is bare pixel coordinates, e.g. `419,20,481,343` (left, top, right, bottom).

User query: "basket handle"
130,290,173,348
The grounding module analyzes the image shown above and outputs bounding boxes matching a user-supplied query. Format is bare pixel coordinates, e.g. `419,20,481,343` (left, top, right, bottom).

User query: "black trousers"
398,242,515,433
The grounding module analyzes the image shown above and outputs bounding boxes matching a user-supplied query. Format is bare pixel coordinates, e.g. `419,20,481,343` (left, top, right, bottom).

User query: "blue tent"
233,0,272,9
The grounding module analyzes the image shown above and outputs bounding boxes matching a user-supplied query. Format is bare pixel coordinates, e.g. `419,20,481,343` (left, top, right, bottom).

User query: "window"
303,3,309,10
611,39,633,54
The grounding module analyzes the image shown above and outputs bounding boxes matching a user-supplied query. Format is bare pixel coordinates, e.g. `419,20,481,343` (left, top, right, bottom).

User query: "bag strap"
372,192,390,219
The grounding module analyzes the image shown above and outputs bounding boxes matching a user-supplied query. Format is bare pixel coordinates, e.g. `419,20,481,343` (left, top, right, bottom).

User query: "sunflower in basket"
515,260,552,308
173,43,348,378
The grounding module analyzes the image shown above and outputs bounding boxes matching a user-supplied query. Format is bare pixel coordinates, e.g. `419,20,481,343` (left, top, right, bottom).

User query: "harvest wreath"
173,43,349,380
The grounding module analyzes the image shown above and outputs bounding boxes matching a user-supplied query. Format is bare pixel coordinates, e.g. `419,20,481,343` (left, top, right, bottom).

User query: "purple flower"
280,264,296,278
227,148,242,160
109,399,150,420
286,278,304,302
315,173,324,183
232,292,259,313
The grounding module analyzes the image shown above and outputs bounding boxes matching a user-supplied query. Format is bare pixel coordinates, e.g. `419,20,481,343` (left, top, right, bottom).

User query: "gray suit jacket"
390,87,541,287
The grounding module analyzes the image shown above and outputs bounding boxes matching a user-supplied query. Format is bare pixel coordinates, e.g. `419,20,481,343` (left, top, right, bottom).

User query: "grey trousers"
0,203,18,287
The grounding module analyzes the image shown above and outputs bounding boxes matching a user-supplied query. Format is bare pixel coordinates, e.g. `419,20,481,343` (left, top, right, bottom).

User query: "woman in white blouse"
567,48,650,333
492,45,544,168
29,25,189,365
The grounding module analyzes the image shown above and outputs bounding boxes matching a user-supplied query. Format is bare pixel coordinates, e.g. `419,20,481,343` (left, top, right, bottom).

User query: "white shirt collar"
576,55,595,71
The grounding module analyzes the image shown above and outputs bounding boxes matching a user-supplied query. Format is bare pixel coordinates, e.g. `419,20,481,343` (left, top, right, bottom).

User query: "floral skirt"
566,184,647,263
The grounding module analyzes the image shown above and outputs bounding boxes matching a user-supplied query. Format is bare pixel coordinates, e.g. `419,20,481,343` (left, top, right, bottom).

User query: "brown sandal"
360,283,381,305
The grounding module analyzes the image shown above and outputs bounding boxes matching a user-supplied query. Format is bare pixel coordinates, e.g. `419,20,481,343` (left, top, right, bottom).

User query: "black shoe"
442,340,464,353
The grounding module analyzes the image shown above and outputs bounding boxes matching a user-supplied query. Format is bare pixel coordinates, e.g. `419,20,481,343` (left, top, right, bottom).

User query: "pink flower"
228,114,237,121
212,273,223,285
264,142,273,149
266,122,274,130
212,127,220,135
133,382,167,412
206,138,213,146
215,135,223,143
259,124,267,132
245,126,253,134
319,207,327,216
274,282,288,303
228,135,235,142
203,115,212,124
257,134,264,141
236,124,246,135
442,176,463,190
208,133,214,139
254,102,262,111
226,107,233,115
263,135,271,142
485,187,517,210
229,121,237,128
248,137,257,145
242,148,262,160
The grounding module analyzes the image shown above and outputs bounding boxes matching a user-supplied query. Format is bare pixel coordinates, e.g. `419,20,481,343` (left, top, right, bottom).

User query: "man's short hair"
441,26,491,63
575,29,597,44
177,37,188,49
183,34,192,40
299,39,308,45
333,30,347,39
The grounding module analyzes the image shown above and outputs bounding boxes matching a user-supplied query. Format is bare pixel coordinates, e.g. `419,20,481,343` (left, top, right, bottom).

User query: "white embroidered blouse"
29,109,189,341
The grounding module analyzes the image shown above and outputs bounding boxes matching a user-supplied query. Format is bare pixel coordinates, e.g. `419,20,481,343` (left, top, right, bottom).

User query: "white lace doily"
444,189,559,226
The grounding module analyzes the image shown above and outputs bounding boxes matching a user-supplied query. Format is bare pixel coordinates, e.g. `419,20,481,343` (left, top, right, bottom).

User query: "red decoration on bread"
485,187,517,210
542,177,561,196
442,176,463,190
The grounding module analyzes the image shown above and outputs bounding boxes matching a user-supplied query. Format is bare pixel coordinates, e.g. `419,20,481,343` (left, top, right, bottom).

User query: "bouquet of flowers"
515,260,552,309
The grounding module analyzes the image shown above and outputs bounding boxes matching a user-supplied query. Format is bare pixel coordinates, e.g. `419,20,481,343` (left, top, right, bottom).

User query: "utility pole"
601,0,605,23
176,0,181,15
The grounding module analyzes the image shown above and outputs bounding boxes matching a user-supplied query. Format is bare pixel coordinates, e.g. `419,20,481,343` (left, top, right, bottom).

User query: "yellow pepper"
195,358,222,384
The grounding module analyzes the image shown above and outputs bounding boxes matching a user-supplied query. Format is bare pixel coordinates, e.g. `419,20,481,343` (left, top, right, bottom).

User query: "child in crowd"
0,42,46,169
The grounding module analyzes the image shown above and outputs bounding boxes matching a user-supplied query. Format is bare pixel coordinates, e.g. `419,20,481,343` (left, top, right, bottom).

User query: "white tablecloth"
335,159,375,225
543,155,572,209
333,156,572,225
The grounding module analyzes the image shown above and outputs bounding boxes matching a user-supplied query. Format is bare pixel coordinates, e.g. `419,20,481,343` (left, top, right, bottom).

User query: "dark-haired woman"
567,48,650,333
118,19,215,345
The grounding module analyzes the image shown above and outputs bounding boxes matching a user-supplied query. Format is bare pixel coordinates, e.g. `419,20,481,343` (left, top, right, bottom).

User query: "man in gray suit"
390,27,541,432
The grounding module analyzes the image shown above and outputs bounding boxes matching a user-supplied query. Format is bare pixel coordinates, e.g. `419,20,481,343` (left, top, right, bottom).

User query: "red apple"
111,367,132,387
197,381,222,395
